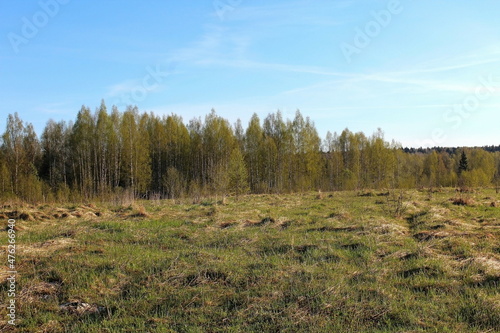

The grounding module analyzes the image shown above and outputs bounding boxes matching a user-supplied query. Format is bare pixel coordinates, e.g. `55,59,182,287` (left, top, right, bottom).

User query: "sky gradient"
1,0,500,147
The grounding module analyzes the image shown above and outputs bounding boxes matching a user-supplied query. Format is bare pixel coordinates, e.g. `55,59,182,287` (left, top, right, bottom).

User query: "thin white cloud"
385,47,500,76
105,80,141,97
207,59,352,77
359,75,476,94
164,24,352,76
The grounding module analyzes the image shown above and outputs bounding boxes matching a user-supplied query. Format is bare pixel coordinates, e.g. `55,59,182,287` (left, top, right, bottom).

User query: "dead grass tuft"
84,211,98,219
413,231,450,241
373,223,408,236
456,187,474,193
19,281,61,304
73,211,83,218
38,320,64,333
3,223,26,231
21,238,77,255
244,217,275,227
19,212,35,221
130,204,150,218
468,256,500,276
0,266,13,284
219,221,237,229
277,219,292,229
452,197,475,206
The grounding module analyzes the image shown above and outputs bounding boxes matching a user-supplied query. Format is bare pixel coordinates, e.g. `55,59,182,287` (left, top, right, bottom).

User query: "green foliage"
228,147,249,196
1,112,42,201
1,103,500,202
459,150,468,174
120,107,151,197
459,149,496,188
244,113,265,192
163,167,185,199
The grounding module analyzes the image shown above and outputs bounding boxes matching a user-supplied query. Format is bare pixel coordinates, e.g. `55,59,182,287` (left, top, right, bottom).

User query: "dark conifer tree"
458,151,468,174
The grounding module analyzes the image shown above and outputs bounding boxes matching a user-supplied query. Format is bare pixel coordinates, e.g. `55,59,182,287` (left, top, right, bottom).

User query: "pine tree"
458,151,468,174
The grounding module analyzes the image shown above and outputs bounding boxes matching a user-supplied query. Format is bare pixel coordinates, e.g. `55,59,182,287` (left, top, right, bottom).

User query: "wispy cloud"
166,26,251,65
379,46,500,77
165,25,351,76
357,75,477,94
105,80,142,97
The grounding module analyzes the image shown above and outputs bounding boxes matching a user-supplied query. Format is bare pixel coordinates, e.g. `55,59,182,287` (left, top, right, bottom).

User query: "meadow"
1,188,499,332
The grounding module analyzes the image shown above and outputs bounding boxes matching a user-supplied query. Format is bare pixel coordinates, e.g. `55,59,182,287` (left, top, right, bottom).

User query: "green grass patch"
2,189,500,332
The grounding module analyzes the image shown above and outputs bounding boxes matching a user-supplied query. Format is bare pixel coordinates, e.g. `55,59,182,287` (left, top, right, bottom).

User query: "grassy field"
1,188,499,332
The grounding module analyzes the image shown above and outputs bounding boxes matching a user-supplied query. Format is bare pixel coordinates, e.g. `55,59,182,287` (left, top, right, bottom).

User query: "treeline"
1,100,499,202
403,146,500,154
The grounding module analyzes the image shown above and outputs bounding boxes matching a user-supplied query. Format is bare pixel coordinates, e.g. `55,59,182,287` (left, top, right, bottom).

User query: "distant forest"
404,146,500,154
1,100,499,202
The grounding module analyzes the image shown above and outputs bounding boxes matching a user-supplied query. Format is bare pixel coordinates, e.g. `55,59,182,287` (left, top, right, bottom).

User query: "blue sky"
1,0,500,147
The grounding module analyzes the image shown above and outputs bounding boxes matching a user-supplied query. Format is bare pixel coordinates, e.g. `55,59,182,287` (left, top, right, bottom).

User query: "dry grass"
129,204,150,218
452,197,476,206
469,256,500,276
19,281,61,304
1,188,499,332
19,238,77,255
